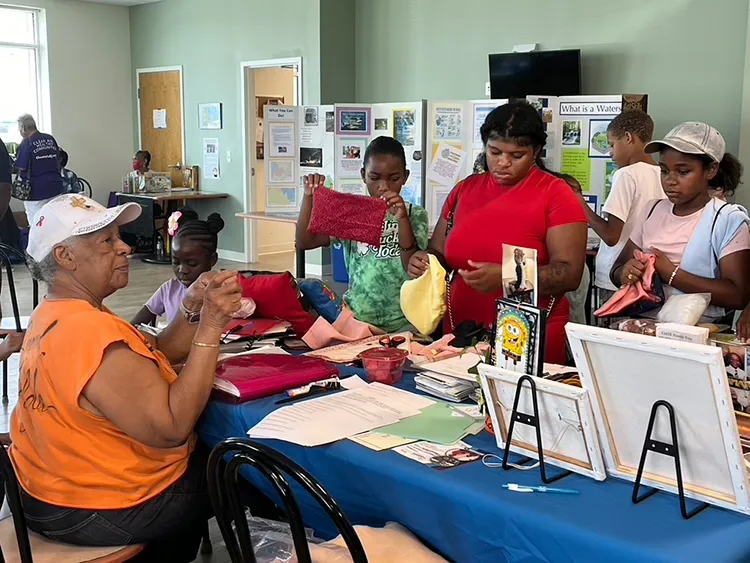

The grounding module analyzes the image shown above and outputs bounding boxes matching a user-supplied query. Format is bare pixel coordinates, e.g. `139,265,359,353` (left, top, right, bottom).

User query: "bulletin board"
528,94,648,225
263,105,335,212
333,101,426,207
424,99,507,227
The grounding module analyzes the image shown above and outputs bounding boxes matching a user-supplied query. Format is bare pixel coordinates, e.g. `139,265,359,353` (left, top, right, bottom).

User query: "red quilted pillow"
238,272,314,336
309,188,388,246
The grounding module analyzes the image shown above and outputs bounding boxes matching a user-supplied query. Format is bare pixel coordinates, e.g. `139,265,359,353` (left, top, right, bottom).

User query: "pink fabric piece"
232,298,257,319
309,188,388,246
303,308,384,350
409,335,463,363
595,250,661,318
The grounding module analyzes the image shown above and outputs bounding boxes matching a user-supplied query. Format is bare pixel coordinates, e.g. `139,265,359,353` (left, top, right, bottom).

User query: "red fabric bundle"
308,188,388,247
595,250,662,318
238,272,314,336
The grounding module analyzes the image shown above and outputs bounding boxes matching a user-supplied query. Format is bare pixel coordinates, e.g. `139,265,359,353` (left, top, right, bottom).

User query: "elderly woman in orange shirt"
10,194,241,562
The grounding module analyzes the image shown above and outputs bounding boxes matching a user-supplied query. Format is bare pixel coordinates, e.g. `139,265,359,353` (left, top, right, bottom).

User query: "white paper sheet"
153,109,167,129
418,353,484,382
203,138,220,179
247,384,432,446
427,143,466,188
269,123,296,157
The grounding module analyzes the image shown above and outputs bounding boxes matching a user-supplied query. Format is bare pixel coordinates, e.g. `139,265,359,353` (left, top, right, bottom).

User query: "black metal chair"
0,244,38,402
78,177,93,198
0,445,143,562
208,438,368,563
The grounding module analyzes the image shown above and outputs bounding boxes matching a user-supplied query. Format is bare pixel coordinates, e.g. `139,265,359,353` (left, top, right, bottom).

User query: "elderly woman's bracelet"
192,341,220,349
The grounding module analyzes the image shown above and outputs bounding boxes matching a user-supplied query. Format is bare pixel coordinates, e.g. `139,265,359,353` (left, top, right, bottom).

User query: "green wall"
355,0,749,154
320,0,356,104
129,0,321,254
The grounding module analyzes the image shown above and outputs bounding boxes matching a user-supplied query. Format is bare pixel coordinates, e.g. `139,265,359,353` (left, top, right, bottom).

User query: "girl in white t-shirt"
612,122,750,323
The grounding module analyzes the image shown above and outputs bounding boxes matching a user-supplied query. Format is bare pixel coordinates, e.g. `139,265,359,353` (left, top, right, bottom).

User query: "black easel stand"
501,375,572,484
632,400,708,520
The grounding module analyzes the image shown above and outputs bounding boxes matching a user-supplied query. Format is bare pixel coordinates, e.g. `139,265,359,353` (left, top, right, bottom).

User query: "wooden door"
138,69,184,174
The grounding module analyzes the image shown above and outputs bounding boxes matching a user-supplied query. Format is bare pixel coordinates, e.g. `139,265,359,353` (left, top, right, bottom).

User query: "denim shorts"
21,444,212,563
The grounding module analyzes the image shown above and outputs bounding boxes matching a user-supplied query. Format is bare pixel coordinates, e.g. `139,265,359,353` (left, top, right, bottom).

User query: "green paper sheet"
377,403,476,445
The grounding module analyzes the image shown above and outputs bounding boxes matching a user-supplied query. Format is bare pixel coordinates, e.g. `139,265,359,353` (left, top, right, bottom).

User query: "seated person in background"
59,148,81,193
128,149,154,191
296,136,429,333
132,208,225,326
13,194,241,562
15,114,64,224
582,111,664,307
612,122,750,323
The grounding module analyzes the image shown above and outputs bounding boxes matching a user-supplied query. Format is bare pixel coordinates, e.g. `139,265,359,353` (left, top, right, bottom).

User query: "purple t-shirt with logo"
16,132,64,201
145,278,188,323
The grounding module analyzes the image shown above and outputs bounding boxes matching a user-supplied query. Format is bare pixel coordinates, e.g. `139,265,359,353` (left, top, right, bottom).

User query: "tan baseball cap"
644,122,726,163
27,194,141,262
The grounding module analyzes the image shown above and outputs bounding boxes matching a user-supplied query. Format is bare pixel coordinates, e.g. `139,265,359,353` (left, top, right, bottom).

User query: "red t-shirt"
442,168,587,363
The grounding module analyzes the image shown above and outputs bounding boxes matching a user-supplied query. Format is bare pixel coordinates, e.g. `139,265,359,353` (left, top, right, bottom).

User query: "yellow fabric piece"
400,254,447,335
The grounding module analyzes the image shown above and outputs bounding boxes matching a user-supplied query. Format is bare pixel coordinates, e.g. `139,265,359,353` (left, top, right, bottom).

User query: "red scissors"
379,335,406,349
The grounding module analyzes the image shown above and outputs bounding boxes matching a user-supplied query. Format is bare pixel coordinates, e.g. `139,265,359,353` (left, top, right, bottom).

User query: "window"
0,6,41,146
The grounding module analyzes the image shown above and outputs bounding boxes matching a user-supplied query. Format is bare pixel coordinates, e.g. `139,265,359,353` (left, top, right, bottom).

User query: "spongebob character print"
498,310,530,367
335,204,429,333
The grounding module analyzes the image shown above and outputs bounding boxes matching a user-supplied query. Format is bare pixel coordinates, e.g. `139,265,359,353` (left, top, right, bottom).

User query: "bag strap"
710,202,730,264
646,199,662,220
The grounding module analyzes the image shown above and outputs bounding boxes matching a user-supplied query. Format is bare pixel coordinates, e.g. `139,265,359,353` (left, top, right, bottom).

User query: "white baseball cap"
27,194,142,262
644,122,726,164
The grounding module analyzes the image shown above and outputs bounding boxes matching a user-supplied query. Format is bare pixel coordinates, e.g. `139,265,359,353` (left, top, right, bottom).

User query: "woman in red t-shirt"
408,101,587,363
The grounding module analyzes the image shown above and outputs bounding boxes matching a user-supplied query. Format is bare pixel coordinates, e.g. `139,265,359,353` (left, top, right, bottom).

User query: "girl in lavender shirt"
132,208,225,325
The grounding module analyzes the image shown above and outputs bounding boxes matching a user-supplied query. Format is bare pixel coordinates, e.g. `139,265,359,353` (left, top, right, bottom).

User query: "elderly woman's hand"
184,271,218,312
199,270,242,332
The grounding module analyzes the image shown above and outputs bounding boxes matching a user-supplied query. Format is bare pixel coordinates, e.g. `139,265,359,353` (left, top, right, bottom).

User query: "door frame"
239,57,303,263
135,65,186,164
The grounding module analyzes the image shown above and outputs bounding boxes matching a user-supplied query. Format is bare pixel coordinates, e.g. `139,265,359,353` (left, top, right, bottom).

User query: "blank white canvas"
567,324,750,514
478,364,606,481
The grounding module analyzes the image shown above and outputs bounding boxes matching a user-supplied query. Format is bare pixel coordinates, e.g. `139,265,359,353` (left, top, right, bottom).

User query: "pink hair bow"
167,211,182,237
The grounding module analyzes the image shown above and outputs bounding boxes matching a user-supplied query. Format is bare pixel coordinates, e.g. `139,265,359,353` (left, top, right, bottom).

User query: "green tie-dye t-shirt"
338,204,429,333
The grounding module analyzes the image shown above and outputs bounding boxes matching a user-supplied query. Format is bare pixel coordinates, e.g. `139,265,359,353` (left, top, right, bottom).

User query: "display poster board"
333,101,426,207
527,94,647,240
424,99,507,227
264,105,334,211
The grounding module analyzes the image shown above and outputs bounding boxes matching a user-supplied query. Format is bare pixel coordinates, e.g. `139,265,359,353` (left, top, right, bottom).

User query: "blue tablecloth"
198,369,750,563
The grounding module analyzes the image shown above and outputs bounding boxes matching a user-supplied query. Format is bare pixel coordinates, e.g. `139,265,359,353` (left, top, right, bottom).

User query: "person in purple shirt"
131,208,226,326
15,114,64,224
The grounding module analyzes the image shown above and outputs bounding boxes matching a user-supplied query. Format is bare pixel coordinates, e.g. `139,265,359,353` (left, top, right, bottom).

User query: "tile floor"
1,251,300,563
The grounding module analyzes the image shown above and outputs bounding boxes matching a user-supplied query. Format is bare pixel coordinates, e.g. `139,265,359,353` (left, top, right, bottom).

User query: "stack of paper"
414,352,481,401
414,373,475,402
418,352,484,381
247,383,434,447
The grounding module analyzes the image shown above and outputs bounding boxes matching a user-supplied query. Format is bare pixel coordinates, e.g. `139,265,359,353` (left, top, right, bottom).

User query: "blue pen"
502,484,579,495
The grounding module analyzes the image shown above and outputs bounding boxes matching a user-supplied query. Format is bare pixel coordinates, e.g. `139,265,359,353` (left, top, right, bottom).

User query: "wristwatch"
180,301,201,324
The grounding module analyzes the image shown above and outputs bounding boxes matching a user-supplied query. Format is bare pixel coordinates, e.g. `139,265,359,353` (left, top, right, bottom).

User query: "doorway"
136,66,185,173
240,58,302,265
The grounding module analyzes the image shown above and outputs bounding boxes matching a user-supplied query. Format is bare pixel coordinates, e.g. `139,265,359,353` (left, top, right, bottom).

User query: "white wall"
4,0,133,208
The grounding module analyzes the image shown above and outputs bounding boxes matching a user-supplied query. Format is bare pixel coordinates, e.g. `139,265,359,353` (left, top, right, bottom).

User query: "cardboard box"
656,323,709,345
